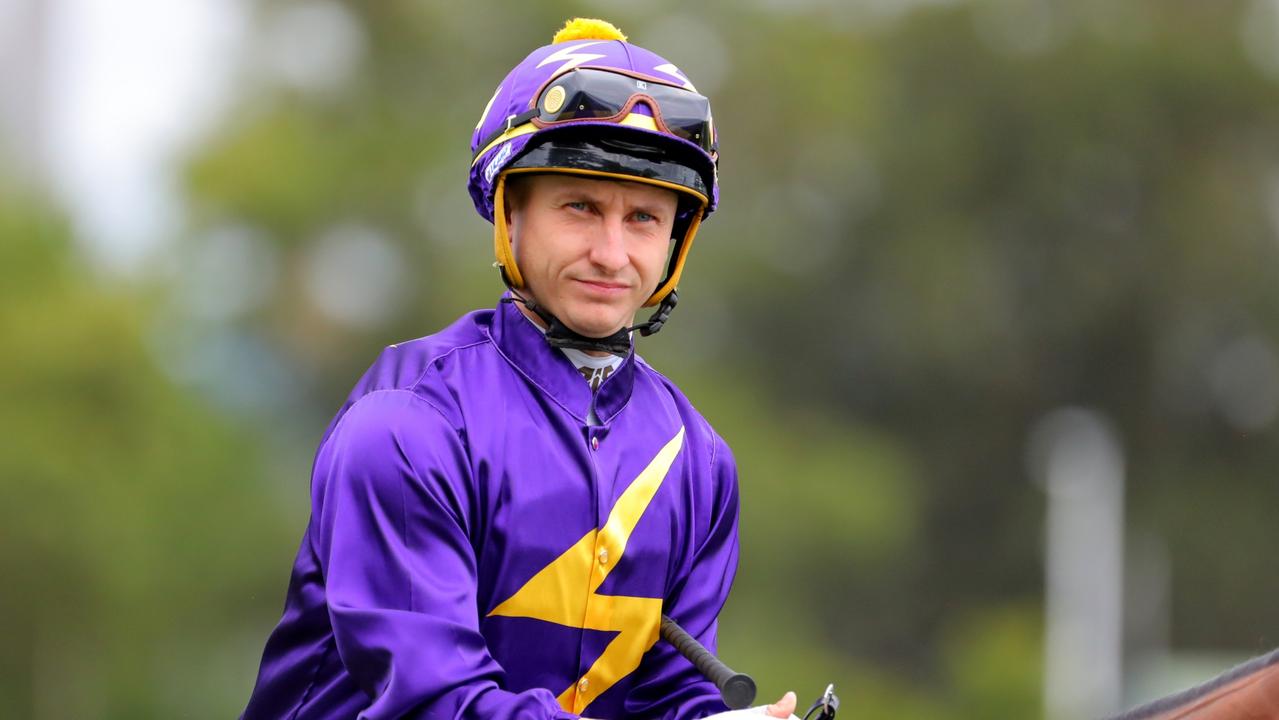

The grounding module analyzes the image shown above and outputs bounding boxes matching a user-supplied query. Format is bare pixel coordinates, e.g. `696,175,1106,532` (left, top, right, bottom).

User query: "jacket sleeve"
623,432,742,720
310,389,576,720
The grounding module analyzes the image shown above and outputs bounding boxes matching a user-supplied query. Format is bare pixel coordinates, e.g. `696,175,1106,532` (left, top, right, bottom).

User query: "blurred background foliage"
5,0,1279,717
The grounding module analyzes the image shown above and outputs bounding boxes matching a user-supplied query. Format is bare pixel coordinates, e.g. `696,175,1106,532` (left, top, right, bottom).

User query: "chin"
562,310,628,339
570,321,628,339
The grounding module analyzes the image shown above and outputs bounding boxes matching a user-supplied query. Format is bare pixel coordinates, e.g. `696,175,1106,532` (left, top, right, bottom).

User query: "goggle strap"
474,109,539,162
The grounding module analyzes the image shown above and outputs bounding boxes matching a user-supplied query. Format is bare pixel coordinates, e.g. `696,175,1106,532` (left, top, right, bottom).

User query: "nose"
588,213,629,273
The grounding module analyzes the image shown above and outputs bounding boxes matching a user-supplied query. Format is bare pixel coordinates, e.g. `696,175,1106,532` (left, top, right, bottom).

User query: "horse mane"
1108,648,1279,720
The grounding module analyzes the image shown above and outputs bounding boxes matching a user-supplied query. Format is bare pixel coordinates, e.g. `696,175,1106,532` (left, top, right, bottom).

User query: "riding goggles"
473,68,716,160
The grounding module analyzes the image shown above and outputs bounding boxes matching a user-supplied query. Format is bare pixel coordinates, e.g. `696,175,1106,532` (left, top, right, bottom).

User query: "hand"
702,691,800,719
764,691,798,718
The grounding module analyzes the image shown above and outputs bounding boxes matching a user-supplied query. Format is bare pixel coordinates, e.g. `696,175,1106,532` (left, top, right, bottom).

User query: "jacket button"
590,436,599,451
578,677,590,693
598,547,609,565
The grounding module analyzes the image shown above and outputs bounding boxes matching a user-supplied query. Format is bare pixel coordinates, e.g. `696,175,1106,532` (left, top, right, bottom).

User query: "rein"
1107,648,1279,720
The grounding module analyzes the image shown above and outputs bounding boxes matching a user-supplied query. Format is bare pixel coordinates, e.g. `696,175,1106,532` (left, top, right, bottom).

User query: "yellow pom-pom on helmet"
552,17,628,44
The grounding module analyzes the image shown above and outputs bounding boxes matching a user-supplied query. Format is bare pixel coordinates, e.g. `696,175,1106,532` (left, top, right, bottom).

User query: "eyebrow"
553,187,602,204
550,184,675,219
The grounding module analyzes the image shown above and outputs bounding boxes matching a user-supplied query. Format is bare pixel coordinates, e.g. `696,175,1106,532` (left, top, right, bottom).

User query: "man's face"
507,173,679,338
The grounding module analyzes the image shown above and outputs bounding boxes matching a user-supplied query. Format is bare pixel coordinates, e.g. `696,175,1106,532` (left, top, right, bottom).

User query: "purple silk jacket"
242,298,741,720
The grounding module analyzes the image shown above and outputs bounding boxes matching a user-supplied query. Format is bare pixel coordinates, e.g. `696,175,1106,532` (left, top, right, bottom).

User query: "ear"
492,174,526,288
504,191,517,227
503,176,524,238
504,201,521,254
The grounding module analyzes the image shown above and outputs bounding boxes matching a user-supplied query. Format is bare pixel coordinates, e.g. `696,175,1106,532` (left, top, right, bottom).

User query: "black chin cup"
502,291,679,358
544,317,632,357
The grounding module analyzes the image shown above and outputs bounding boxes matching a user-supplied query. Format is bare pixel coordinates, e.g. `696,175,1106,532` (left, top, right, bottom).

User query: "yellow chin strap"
493,174,526,289
492,168,706,307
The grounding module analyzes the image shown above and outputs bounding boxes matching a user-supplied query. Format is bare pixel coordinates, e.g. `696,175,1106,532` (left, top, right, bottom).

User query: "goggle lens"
537,69,714,152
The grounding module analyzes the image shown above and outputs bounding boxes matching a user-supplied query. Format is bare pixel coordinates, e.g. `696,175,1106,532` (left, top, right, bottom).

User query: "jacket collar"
486,296,636,425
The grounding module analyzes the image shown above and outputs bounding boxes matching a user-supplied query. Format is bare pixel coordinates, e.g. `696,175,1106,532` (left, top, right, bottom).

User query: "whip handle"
659,614,757,710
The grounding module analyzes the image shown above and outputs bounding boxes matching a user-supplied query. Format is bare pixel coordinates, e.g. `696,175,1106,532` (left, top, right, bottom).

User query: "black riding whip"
658,614,757,710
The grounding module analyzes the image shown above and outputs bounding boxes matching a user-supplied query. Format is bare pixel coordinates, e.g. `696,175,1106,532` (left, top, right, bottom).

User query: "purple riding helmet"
467,18,719,341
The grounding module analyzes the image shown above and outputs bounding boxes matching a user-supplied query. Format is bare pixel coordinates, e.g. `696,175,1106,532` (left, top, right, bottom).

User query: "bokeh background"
5,0,1279,718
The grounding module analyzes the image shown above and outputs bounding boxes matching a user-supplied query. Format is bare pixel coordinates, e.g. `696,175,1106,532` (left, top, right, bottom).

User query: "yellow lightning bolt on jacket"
489,430,682,713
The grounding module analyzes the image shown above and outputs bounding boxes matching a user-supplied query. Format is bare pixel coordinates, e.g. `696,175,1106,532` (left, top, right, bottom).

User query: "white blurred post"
1030,408,1125,720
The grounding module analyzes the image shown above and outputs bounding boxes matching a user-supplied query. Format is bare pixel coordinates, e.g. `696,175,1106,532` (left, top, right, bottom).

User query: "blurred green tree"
0,194,296,718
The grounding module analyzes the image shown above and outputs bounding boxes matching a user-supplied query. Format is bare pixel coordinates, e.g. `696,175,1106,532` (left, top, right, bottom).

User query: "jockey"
241,18,797,719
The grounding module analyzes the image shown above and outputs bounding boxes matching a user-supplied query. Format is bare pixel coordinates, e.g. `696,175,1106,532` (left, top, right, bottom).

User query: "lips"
575,279,631,294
